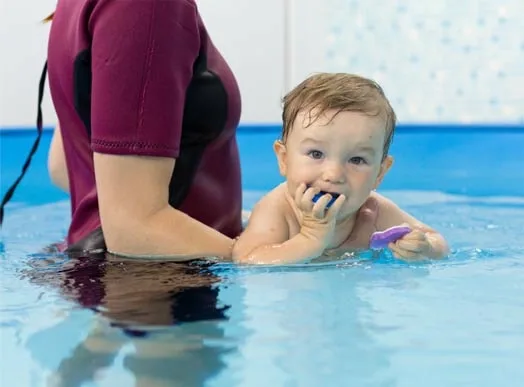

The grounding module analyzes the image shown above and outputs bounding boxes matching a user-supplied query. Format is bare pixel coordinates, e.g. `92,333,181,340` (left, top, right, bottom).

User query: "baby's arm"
374,192,449,259
233,193,327,265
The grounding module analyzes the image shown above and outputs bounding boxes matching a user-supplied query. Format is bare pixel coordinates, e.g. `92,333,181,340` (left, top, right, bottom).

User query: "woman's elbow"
48,155,69,192
47,127,70,192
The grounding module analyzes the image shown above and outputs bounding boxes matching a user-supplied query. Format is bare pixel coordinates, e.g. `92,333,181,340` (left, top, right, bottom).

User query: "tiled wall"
325,0,523,123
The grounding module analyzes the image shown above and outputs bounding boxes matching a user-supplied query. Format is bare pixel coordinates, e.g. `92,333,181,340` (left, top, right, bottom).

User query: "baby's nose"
322,163,345,183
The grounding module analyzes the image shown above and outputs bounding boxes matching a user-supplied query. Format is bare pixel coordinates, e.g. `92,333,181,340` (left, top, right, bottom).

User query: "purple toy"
370,225,411,249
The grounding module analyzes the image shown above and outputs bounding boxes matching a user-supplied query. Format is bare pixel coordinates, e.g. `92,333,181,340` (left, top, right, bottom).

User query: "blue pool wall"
1,124,524,207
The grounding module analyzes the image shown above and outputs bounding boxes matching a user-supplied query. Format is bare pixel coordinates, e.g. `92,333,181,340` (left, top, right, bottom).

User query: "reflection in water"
22,250,234,387
230,258,429,387
21,246,432,386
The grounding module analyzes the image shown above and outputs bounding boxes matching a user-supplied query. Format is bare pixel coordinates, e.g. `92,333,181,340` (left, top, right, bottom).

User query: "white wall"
0,0,56,128
197,0,285,124
1,0,523,128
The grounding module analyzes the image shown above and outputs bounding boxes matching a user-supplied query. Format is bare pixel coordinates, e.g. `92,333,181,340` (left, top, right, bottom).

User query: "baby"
233,73,449,264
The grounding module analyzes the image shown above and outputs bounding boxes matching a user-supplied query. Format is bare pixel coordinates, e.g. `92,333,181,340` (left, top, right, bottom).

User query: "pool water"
1,128,524,386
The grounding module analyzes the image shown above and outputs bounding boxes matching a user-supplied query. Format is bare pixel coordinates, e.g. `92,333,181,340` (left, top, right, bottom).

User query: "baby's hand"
294,183,345,248
388,226,432,261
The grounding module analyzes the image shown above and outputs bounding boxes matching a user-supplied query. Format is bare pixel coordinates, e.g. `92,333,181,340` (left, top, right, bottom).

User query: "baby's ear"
273,140,288,177
375,155,394,188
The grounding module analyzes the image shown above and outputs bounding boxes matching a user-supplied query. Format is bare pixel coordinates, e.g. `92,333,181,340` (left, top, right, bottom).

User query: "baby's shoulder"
245,184,296,232
369,191,415,231
253,183,294,215
368,191,401,227
369,190,400,211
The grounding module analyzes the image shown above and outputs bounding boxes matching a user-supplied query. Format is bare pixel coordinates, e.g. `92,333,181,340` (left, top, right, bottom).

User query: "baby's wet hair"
281,73,397,159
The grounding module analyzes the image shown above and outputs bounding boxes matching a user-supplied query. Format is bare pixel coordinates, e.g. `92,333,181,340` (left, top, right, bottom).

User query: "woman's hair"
43,12,54,23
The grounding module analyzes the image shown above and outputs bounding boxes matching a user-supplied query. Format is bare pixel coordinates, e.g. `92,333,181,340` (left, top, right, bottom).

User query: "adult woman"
45,0,242,259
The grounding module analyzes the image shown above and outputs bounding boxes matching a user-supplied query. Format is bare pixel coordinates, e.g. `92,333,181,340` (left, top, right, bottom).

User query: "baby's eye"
308,150,324,159
349,156,367,165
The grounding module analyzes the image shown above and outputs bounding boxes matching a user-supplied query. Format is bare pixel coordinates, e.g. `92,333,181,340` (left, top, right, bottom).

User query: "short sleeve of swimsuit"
89,0,200,158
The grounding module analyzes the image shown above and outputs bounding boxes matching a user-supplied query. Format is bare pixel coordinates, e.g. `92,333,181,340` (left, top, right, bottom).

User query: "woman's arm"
48,123,70,193
46,124,230,260
82,0,234,260
95,153,234,260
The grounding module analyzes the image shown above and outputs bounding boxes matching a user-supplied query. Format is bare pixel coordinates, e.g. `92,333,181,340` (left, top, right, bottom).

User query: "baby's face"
275,109,392,218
